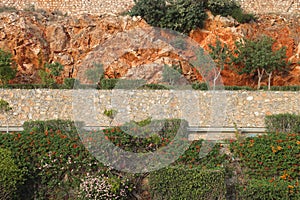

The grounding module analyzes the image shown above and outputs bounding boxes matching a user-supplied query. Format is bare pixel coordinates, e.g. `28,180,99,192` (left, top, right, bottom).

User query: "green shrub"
192,82,209,90
100,79,146,89
137,84,170,90
207,0,240,17
262,85,300,91
230,132,300,180
128,0,166,27
231,7,256,23
149,165,226,199
0,148,24,199
265,113,300,133
63,78,76,89
99,119,188,153
23,119,84,133
238,178,300,200
0,120,99,199
224,85,254,90
207,0,256,23
162,0,207,33
0,48,16,85
128,0,207,33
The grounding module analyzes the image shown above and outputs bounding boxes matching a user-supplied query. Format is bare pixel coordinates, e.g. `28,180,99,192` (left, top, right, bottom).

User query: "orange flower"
277,146,283,151
296,141,300,145
271,146,277,153
288,185,294,189
280,173,289,180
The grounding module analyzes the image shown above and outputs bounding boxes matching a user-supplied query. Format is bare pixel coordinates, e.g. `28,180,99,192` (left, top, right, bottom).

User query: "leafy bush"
238,178,300,200
265,113,300,133
192,82,209,90
23,119,84,133
207,0,255,23
230,132,300,180
149,165,226,199
162,0,207,33
207,0,240,17
0,148,24,199
128,0,207,33
231,7,256,23
100,79,146,89
224,85,254,90
98,119,188,153
0,48,16,85
0,120,101,199
39,62,64,87
137,84,170,90
63,78,76,89
262,85,300,91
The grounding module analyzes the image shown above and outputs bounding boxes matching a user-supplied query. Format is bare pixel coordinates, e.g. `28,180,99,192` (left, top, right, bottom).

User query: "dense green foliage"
207,0,255,23
231,113,300,199
128,0,255,34
0,99,12,113
0,120,132,199
39,62,64,87
149,166,226,199
128,0,207,33
230,35,287,89
100,79,146,89
0,148,24,199
238,178,300,200
265,113,300,133
0,49,16,85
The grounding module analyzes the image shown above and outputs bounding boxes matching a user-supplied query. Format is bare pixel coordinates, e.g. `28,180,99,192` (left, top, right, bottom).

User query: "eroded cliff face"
0,9,299,86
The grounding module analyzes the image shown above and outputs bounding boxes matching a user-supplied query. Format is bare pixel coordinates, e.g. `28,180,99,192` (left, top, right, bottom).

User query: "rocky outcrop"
190,12,300,86
0,10,146,83
0,9,299,86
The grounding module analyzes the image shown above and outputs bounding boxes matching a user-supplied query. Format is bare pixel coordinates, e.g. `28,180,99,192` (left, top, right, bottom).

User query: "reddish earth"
0,10,299,87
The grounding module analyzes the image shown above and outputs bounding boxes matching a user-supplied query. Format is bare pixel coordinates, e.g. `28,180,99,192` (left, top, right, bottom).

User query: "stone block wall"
0,89,299,128
0,0,299,15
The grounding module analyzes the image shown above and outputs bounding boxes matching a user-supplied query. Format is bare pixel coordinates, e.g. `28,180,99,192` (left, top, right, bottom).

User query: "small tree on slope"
230,35,287,90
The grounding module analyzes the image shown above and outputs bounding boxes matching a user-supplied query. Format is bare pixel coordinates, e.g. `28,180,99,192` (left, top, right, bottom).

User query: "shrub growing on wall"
128,0,207,33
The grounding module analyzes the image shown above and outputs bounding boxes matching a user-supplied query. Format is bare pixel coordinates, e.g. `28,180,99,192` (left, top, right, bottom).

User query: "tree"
230,35,287,90
0,49,16,85
208,39,229,90
0,99,12,133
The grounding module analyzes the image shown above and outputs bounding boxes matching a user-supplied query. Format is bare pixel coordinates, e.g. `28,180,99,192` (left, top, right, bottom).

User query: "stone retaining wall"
0,89,299,128
0,0,299,15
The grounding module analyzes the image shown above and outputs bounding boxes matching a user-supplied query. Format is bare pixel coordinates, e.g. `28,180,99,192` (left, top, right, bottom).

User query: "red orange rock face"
0,10,299,86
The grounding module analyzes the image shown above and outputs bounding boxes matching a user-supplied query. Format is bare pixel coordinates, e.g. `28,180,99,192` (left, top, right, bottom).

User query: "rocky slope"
0,9,299,86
